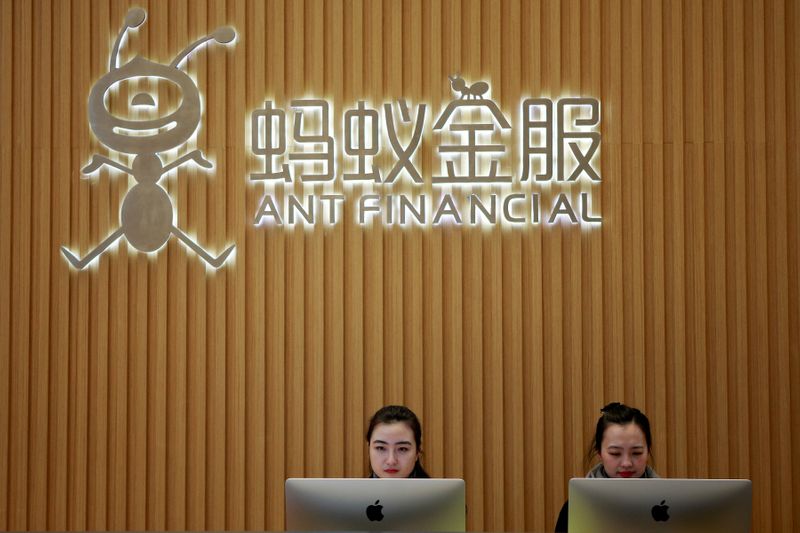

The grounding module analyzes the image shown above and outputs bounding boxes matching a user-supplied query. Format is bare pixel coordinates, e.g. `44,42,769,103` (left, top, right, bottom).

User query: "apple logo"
651,500,670,522
366,500,384,522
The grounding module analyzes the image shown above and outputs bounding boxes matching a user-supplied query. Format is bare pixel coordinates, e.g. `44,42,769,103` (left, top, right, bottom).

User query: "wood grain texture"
0,1,798,531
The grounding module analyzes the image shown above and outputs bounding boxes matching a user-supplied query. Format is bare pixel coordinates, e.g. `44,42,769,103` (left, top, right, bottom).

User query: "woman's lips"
384,469,399,474
618,471,635,478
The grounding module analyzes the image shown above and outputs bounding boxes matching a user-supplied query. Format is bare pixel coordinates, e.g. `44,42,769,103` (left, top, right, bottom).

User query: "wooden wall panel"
0,0,798,531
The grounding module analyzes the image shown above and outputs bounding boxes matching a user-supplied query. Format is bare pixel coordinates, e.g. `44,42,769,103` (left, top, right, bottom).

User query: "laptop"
285,478,466,531
568,478,752,533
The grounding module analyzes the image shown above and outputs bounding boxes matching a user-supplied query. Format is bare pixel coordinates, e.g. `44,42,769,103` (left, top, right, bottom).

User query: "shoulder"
555,500,569,533
644,466,660,478
586,463,607,478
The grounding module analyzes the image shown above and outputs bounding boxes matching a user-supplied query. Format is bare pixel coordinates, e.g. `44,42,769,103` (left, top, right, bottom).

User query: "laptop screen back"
568,478,752,533
285,478,466,531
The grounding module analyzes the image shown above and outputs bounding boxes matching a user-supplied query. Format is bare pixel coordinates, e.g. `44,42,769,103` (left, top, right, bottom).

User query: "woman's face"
369,422,419,478
599,422,650,478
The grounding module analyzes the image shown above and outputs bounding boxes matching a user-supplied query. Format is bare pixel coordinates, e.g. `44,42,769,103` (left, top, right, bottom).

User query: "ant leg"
171,225,235,268
162,150,213,174
82,155,134,176
61,228,125,270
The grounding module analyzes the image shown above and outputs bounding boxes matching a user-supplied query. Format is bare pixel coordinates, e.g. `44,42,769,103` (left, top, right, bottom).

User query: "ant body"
61,7,236,269
448,74,489,100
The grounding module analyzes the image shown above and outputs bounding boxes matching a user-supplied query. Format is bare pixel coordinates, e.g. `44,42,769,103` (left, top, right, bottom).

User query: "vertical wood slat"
641,0,668,478
483,1,504,529
323,0,346,482
461,0,484,528
0,1,798,532
621,0,645,412
563,0,585,515
188,4,212,530
303,0,325,484
382,0,403,406
519,3,545,531
438,0,466,495
541,0,566,517
243,0,266,527
581,0,604,463
342,0,366,486
165,0,190,528
87,126,110,533
8,0,33,529
185,1,209,528
788,3,800,529
206,1,229,529
264,0,287,528
46,0,70,528
362,0,384,420
87,5,110,528
105,0,127,525
226,0,248,526
27,0,53,530
745,2,773,532
146,2,169,529
499,2,524,529
723,0,752,492
0,1,13,527
284,0,305,492
764,2,793,531
703,0,728,482
69,0,92,524
664,0,690,479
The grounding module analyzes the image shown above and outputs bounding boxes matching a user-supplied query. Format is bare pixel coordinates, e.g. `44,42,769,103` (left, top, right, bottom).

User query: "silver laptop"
569,478,752,533
285,478,466,531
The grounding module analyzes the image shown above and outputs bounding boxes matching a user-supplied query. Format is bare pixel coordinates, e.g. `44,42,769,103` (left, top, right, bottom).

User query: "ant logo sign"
61,7,236,270
447,74,490,100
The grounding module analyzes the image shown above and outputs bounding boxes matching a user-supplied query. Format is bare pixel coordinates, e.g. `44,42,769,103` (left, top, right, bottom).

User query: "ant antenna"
109,7,147,71
170,27,236,69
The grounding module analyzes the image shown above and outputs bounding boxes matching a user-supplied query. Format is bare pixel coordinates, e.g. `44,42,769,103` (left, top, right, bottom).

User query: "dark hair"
587,402,653,463
366,405,430,478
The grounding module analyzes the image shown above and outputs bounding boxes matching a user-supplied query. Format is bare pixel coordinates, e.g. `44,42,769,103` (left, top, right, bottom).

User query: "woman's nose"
386,451,398,465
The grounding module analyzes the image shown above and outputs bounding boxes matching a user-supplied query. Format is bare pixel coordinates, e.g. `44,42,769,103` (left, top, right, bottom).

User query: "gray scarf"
586,463,659,478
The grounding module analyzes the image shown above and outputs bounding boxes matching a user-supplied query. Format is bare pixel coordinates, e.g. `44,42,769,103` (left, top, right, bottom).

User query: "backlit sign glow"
249,87,602,228
65,7,603,272
61,7,237,270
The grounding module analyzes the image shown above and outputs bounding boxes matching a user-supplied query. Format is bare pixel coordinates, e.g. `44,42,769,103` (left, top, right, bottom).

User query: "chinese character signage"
66,9,603,271
250,80,602,228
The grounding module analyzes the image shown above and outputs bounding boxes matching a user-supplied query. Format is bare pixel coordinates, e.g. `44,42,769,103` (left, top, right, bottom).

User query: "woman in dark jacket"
366,405,430,478
555,402,658,532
